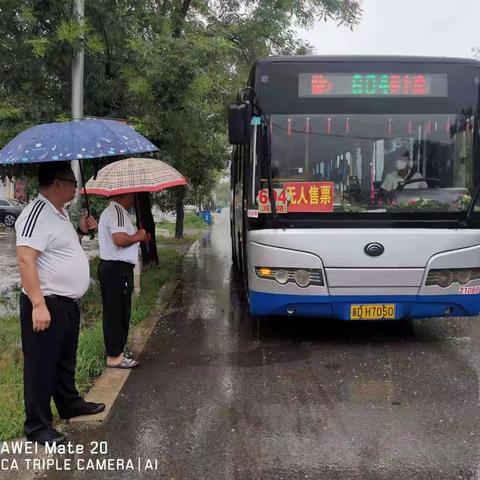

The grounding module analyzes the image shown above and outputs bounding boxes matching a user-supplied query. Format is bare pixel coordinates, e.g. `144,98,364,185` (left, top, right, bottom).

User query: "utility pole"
71,0,85,194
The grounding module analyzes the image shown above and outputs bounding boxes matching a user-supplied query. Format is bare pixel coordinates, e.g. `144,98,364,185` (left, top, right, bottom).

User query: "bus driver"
380,150,427,193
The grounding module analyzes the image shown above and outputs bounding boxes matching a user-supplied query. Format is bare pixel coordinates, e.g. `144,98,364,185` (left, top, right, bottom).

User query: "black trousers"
20,293,83,435
98,260,134,357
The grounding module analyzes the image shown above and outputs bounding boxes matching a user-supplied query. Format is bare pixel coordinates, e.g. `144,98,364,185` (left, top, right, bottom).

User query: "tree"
122,0,362,237
0,0,363,248
214,179,230,207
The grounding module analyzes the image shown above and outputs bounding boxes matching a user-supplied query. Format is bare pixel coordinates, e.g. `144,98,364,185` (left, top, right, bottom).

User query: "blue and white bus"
229,56,480,321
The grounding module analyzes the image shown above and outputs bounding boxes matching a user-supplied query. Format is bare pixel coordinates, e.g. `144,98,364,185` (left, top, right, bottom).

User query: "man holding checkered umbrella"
85,158,187,370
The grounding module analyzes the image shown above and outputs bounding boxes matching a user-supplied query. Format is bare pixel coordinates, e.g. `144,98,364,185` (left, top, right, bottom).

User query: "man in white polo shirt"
15,162,105,446
98,193,147,369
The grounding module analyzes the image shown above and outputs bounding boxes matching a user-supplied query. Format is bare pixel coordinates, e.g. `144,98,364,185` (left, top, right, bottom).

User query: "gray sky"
300,0,480,58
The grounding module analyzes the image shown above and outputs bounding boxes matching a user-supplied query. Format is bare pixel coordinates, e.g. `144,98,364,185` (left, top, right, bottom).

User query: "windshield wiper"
463,187,479,226
261,116,285,230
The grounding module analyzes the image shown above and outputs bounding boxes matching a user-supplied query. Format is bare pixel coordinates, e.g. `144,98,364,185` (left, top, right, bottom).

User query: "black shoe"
26,427,66,446
60,401,106,419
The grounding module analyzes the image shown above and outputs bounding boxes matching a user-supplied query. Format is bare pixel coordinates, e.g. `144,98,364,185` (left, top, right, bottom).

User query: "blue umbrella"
0,119,158,165
0,119,159,237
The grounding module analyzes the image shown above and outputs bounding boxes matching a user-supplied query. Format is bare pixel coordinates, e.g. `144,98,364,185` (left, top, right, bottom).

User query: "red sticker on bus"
256,188,288,213
459,286,480,295
284,182,334,212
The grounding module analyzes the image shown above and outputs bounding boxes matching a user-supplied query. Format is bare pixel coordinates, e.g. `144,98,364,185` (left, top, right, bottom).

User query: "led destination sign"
298,73,448,97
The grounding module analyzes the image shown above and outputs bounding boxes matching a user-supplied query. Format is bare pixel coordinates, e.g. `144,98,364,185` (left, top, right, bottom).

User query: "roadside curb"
69,239,200,424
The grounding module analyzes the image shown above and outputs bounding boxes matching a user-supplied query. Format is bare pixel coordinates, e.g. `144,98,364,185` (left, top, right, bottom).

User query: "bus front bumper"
248,291,480,320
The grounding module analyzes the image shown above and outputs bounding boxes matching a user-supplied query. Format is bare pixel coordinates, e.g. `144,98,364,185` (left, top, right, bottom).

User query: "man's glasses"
56,178,78,187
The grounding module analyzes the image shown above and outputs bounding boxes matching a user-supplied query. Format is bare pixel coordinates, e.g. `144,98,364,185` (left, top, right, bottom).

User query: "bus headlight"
426,268,480,288
456,270,471,284
436,270,453,288
255,267,324,287
274,270,289,284
295,270,310,288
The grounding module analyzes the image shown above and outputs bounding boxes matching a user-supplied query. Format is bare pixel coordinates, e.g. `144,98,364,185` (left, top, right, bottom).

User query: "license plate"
350,304,396,320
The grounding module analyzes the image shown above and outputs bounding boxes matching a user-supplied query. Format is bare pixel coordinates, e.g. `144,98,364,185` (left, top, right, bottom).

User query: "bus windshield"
259,113,475,214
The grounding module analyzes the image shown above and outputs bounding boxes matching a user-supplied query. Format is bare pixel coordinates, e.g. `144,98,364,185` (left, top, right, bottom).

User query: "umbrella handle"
135,193,150,257
78,160,95,240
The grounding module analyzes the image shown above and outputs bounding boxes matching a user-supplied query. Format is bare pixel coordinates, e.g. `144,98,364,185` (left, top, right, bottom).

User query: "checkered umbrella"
84,157,187,196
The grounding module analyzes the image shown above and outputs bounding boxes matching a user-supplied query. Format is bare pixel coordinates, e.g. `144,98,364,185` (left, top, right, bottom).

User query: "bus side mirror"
228,102,251,145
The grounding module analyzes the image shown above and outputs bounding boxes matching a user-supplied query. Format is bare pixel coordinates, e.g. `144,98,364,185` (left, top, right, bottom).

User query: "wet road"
38,210,480,478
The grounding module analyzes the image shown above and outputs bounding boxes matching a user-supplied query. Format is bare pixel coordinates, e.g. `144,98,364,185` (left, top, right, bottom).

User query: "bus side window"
468,191,480,217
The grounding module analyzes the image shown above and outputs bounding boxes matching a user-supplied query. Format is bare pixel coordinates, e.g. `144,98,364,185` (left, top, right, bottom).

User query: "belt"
44,294,79,305
21,292,79,305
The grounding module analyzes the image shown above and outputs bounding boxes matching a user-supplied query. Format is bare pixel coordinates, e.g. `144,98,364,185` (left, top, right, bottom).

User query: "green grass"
0,291,24,439
155,221,175,235
155,212,209,236
130,249,183,326
0,239,196,441
184,212,210,228
0,314,21,357
75,321,105,395
156,234,199,245
0,362,23,440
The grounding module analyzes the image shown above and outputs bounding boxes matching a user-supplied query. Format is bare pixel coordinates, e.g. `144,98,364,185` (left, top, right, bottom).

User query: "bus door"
232,145,245,271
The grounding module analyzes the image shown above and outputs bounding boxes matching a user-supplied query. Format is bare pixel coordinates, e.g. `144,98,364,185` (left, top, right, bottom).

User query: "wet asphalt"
19,210,480,478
